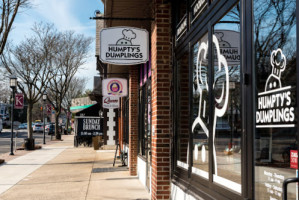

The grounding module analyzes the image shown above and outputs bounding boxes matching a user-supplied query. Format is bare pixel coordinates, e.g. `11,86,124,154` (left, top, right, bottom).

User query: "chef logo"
116,29,136,45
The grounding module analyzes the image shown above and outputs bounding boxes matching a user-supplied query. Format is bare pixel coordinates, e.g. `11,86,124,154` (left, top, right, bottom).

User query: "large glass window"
188,2,241,194
192,33,209,178
174,1,244,198
254,1,297,199
213,4,241,192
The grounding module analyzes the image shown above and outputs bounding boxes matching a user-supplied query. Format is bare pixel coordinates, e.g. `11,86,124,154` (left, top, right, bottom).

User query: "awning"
70,104,95,113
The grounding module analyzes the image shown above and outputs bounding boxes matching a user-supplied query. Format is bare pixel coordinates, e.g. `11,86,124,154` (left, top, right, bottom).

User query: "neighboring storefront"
97,0,298,199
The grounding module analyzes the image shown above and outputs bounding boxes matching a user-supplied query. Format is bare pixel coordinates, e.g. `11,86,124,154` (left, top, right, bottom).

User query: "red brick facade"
151,1,172,199
129,66,139,176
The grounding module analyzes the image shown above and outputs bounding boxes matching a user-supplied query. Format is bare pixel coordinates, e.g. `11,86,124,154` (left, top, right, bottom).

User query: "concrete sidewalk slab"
0,135,150,200
0,146,67,195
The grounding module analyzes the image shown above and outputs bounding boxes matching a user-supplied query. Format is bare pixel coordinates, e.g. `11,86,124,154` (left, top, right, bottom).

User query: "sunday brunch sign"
100,27,149,65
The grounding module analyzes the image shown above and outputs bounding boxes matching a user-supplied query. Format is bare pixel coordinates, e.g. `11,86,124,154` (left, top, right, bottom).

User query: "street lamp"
43,92,47,144
9,75,17,155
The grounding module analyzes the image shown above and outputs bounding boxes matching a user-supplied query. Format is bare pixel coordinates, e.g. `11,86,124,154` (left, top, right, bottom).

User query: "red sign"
290,150,298,169
15,93,24,109
46,104,52,115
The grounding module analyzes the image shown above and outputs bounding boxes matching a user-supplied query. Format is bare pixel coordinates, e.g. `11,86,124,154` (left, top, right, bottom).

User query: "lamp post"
43,92,47,144
9,75,17,155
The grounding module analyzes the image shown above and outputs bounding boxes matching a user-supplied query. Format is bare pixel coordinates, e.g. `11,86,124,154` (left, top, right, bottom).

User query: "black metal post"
43,103,45,144
10,88,15,155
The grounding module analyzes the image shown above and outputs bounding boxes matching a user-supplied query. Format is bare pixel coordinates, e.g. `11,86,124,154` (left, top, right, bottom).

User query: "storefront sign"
256,49,296,128
76,117,103,136
100,27,149,65
103,96,119,109
192,0,207,21
176,17,187,40
102,78,128,97
15,93,24,109
291,150,298,169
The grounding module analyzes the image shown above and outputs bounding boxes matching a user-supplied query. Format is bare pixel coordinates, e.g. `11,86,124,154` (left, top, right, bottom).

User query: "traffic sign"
46,104,52,115
15,93,24,109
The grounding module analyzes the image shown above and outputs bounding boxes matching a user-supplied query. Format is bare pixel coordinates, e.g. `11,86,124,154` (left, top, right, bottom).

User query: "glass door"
254,0,297,199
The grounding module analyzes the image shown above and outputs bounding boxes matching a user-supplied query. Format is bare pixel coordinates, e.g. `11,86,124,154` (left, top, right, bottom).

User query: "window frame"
172,0,254,199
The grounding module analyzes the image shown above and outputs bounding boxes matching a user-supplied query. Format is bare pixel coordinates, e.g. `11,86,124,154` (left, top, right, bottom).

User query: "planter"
24,138,35,150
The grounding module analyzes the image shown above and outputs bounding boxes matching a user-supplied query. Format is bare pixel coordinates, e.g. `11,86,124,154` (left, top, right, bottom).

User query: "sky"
8,0,104,90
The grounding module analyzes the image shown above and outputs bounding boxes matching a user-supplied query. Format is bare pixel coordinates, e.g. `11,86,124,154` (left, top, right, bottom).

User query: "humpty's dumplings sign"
100,27,149,65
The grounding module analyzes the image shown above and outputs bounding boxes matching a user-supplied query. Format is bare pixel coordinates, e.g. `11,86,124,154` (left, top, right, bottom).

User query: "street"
0,129,51,155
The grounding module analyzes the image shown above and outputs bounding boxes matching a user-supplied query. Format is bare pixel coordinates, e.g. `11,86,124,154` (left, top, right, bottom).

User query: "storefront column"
129,66,139,176
151,1,172,199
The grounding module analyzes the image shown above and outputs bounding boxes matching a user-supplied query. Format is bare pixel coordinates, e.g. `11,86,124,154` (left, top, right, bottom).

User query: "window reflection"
213,3,241,192
254,0,297,199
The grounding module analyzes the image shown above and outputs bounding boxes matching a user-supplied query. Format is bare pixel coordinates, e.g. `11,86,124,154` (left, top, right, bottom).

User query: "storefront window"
212,4,241,192
192,33,209,178
177,52,190,169
139,64,152,157
254,1,297,199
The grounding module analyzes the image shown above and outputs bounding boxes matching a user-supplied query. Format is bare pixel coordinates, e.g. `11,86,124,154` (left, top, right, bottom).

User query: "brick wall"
151,1,172,199
129,66,139,176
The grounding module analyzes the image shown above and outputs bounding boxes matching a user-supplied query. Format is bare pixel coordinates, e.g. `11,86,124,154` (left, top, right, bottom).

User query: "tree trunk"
66,109,70,134
27,103,33,139
54,111,61,140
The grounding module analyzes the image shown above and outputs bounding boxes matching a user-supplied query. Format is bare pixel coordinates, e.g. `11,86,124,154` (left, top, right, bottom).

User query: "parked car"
18,123,27,129
46,123,55,135
33,124,43,132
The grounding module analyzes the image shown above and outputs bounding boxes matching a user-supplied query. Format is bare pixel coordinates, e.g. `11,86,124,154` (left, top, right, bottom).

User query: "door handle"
283,177,299,200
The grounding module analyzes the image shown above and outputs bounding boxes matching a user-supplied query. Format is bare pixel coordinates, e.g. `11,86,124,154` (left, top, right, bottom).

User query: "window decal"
256,49,295,128
192,35,229,175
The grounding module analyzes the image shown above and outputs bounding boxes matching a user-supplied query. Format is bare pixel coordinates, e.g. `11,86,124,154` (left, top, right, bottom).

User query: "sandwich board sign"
100,27,149,65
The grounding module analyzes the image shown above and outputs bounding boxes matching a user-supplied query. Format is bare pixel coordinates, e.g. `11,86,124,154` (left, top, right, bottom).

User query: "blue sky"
9,0,104,90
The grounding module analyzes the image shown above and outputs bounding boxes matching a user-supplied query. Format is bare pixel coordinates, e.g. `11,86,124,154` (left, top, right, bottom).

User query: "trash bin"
24,138,35,150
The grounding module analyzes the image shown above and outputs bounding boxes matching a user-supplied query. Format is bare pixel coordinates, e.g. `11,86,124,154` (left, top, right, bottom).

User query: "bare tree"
61,76,87,133
0,23,60,148
47,31,92,139
254,0,296,82
0,68,10,103
0,0,30,55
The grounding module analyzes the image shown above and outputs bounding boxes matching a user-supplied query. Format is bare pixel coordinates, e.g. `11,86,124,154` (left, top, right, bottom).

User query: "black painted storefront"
171,0,299,199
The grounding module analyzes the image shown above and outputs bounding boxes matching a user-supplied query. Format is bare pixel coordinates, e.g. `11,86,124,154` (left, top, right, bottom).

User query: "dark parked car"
47,124,55,135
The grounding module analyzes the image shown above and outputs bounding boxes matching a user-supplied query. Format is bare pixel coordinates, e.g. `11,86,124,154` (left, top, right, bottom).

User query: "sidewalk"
0,135,150,200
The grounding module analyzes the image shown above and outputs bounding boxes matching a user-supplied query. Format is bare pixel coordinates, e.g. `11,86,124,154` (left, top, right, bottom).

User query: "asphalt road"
0,129,52,155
